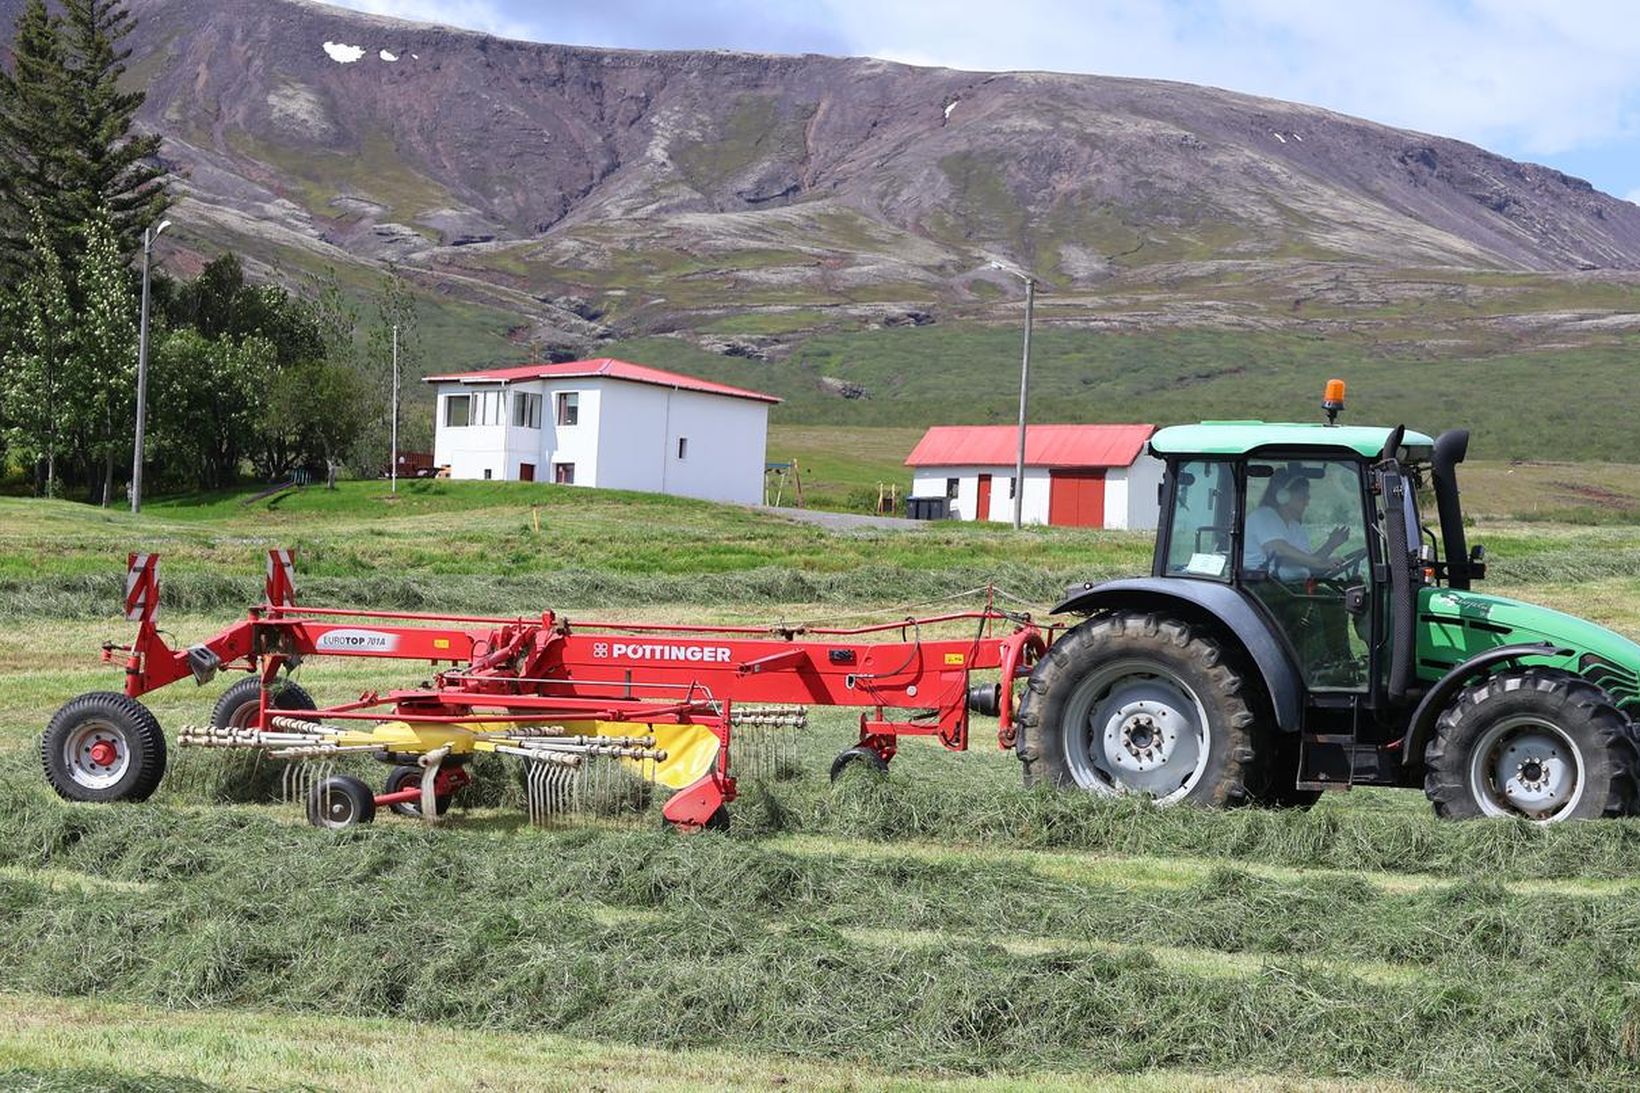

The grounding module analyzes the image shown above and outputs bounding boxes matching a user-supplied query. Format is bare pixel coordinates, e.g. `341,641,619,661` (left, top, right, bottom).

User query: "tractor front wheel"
41,692,168,803
1424,668,1637,822
1016,612,1267,807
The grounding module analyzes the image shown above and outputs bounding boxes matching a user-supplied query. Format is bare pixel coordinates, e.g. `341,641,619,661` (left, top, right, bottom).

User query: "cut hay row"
2,777,1639,1087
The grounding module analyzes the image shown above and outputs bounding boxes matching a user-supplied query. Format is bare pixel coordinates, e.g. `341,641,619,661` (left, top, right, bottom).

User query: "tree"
0,209,74,494
55,0,167,258
265,358,369,487
148,329,273,491
0,0,68,277
73,208,138,505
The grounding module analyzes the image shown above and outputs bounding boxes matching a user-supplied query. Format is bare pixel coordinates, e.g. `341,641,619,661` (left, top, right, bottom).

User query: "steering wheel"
1316,546,1368,582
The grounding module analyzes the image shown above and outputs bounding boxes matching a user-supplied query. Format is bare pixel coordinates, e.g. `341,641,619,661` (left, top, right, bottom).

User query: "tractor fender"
1396,641,1568,767
1052,578,1304,732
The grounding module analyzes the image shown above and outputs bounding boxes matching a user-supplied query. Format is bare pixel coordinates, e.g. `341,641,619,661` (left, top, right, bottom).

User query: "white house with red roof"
904,424,1163,528
424,358,779,504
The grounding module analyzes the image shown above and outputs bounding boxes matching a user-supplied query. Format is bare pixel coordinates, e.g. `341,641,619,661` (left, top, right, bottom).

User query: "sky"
331,0,1640,203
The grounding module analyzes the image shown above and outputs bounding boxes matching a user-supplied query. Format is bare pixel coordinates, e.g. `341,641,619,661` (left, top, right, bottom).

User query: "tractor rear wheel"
1016,612,1267,807
211,676,317,730
41,692,168,803
1424,668,1637,822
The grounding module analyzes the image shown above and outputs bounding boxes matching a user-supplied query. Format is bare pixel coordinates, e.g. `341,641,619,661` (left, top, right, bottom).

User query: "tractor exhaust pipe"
1431,429,1473,591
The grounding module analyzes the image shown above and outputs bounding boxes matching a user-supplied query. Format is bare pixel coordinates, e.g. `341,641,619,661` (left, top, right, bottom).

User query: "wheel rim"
1466,715,1585,822
1061,657,1210,803
63,719,131,789
320,789,357,827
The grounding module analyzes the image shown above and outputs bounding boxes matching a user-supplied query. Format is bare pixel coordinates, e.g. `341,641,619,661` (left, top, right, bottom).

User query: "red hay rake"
43,549,1048,830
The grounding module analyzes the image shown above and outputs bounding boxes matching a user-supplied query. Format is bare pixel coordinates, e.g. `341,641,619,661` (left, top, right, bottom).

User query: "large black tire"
384,763,453,818
210,676,316,730
41,692,167,803
1016,611,1268,807
1424,668,1638,822
307,775,376,829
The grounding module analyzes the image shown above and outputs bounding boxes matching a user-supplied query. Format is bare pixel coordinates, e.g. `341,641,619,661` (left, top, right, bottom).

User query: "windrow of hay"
3,774,1640,1087
0,564,1112,620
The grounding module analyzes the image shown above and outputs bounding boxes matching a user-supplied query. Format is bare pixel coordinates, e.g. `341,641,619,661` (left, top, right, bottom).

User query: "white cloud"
334,0,539,42
1626,189,1640,205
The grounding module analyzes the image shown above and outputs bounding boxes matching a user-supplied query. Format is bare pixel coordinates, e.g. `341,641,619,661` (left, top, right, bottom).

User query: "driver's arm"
1262,537,1338,572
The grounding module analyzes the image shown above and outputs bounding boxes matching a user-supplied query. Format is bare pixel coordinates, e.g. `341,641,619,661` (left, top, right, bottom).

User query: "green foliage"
0,210,73,494
147,329,274,491
0,0,166,269
265,357,370,485
71,208,138,504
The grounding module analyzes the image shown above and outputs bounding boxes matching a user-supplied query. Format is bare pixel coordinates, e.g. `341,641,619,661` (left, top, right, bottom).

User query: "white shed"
905,423,1163,529
425,358,779,505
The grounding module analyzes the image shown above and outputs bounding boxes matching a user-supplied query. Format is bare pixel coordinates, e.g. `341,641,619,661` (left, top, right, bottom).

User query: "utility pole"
990,261,1038,530
1012,275,1034,530
131,219,171,514
390,324,399,494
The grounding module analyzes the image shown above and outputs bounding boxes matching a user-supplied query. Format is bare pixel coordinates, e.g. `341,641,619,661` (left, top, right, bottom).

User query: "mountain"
5,0,1640,453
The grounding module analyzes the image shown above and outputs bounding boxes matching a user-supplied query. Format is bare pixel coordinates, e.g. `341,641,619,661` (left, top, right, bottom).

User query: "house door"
975,474,992,522
519,463,535,482
1049,470,1105,527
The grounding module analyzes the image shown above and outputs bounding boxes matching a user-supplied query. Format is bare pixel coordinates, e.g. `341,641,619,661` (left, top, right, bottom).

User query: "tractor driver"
1244,472,1349,580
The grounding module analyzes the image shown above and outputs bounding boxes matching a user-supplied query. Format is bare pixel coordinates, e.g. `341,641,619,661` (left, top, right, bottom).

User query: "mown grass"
8,485,1640,1089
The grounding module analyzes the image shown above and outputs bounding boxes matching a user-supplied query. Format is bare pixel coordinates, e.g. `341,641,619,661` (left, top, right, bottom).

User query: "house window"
553,462,575,484
444,395,470,428
556,392,579,426
473,389,504,425
1009,477,1017,499
677,437,688,460
483,468,492,480
513,392,541,429
945,477,959,500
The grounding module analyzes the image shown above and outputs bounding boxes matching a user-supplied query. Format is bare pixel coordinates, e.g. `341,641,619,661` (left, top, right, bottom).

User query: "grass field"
5,484,1640,1090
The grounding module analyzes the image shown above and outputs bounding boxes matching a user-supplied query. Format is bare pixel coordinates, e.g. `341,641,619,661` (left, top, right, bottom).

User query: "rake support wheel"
211,676,317,730
41,692,168,803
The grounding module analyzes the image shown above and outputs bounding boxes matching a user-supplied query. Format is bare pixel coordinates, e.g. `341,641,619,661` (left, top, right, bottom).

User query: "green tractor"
1018,383,1640,821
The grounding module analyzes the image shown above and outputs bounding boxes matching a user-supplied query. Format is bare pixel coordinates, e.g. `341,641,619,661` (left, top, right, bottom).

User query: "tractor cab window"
1164,460,1236,580
1241,459,1372,691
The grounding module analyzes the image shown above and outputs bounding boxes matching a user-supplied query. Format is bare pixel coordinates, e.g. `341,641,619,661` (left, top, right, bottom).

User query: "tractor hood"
1418,587,1640,708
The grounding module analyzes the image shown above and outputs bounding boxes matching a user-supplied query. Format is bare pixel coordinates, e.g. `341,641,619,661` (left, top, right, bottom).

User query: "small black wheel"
307,775,377,829
211,676,317,730
384,764,453,818
829,745,891,782
1425,667,1637,822
41,692,168,803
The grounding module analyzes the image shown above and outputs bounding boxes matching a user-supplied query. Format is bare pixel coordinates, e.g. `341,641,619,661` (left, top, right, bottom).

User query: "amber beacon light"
1322,378,1347,425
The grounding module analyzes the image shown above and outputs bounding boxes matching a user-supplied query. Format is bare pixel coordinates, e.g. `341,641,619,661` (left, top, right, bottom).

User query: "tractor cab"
1150,415,1438,707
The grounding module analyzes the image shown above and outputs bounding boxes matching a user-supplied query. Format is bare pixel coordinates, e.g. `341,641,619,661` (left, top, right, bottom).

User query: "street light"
990,261,1036,530
131,218,171,514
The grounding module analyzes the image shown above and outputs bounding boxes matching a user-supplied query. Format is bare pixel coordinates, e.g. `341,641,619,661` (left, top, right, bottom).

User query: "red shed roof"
905,424,1155,468
422,358,780,404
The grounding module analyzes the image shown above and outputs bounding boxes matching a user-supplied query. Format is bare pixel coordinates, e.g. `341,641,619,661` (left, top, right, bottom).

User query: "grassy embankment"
5,485,1640,1089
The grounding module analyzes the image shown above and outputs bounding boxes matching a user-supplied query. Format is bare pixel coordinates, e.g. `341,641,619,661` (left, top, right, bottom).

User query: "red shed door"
1049,470,1105,528
975,474,992,521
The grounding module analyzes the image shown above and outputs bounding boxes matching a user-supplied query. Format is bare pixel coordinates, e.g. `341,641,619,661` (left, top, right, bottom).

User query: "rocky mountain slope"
5,0,1640,375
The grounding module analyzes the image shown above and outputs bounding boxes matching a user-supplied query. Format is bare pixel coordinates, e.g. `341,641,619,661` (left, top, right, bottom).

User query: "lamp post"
390,324,399,494
991,262,1036,529
131,219,171,514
